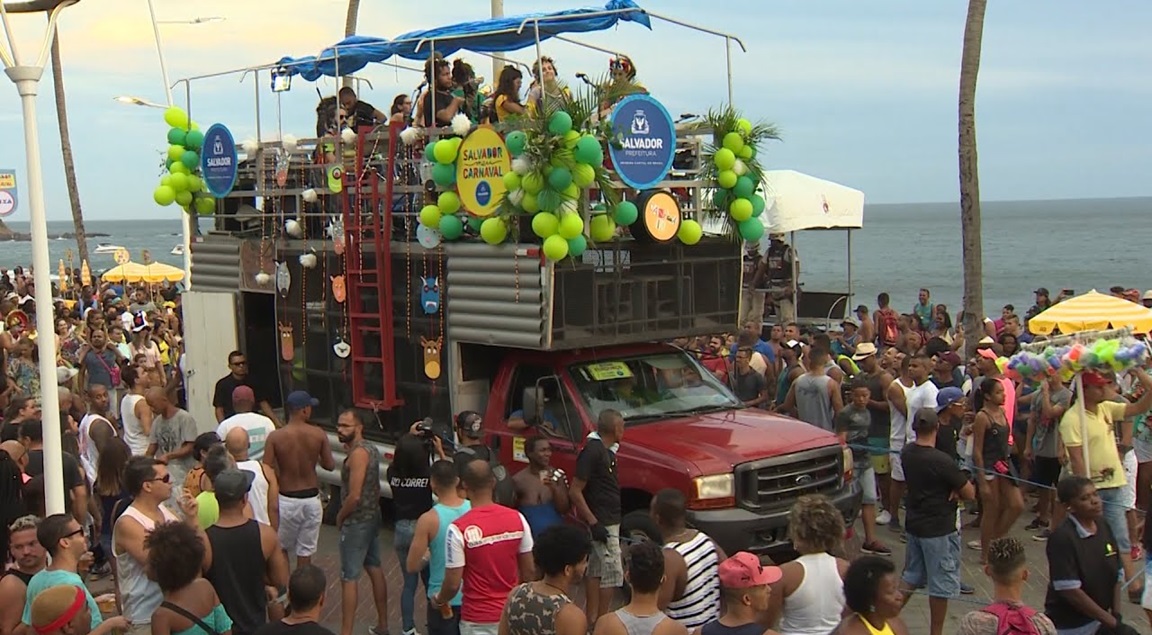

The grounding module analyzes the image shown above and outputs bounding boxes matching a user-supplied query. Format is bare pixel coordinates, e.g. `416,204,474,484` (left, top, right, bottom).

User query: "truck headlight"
842,446,854,482
693,474,734,500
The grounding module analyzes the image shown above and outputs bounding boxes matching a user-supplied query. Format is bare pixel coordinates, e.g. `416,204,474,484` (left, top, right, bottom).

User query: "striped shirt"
665,531,721,628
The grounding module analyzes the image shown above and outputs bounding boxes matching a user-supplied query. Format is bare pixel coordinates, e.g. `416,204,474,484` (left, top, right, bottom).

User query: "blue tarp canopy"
277,0,651,81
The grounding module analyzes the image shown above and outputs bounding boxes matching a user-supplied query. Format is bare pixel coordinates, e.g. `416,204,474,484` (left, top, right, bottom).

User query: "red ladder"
340,122,403,409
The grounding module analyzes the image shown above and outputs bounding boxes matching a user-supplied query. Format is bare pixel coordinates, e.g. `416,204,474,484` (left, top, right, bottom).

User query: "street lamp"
114,95,166,108
157,16,224,24
0,0,77,516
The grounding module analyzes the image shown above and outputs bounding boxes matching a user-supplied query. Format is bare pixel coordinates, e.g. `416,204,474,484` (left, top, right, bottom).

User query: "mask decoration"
333,338,351,358
421,336,443,379
331,275,346,303
275,261,291,296
329,216,346,255
278,322,295,361
420,276,440,314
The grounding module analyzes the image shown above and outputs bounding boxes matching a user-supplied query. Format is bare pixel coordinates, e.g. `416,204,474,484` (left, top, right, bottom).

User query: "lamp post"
114,94,166,108
0,0,78,516
490,0,504,83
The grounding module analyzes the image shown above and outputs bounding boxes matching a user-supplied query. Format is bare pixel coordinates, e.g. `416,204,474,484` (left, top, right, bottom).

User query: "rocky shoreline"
0,220,108,241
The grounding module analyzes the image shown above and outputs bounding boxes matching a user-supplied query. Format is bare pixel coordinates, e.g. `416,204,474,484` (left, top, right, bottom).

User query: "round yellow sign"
640,191,681,242
455,127,511,218
113,248,131,265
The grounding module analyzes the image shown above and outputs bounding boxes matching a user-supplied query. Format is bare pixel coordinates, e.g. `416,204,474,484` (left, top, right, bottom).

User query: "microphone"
575,72,593,86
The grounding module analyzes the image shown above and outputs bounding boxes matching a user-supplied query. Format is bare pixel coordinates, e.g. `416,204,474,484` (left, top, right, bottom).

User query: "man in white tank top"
652,489,721,630
224,427,280,529
78,385,118,484
886,356,914,532
113,456,204,635
119,366,153,456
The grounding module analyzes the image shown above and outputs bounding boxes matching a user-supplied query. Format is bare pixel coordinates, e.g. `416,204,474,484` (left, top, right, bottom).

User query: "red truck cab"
480,341,860,558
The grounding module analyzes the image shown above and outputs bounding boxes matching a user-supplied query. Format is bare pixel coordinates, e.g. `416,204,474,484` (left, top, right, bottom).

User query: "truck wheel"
619,510,663,546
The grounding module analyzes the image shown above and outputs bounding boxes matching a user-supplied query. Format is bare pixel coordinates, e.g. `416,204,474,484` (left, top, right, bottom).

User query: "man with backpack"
957,536,1055,635
452,411,515,506
874,292,901,350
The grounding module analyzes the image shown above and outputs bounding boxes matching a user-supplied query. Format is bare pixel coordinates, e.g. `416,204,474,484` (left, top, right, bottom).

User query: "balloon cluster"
710,118,765,243
1005,337,1150,384
501,111,606,261
153,106,217,216
418,136,467,241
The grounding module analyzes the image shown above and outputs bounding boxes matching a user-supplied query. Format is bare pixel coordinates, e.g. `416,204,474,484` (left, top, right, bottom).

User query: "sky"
0,0,1149,221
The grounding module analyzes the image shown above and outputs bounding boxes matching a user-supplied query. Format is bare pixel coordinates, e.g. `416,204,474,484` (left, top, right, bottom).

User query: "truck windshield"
568,352,742,425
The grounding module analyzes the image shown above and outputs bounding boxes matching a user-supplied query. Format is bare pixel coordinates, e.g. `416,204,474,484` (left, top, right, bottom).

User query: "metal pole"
847,229,853,309
182,79,193,287
490,0,504,84
725,37,733,105
4,65,65,515
144,0,173,105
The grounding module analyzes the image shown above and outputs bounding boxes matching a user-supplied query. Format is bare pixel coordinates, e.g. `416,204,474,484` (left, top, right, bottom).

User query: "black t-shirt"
575,438,620,525
0,422,19,442
253,621,335,635
348,101,380,129
386,465,433,521
900,443,967,538
213,375,265,419
862,371,891,440
930,376,961,390
26,450,84,490
1044,517,1121,629
732,369,766,403
454,444,494,476
421,89,456,127
935,419,961,462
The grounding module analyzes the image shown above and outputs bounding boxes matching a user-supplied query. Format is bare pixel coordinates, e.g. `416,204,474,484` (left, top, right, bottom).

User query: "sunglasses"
64,528,85,539
149,473,172,484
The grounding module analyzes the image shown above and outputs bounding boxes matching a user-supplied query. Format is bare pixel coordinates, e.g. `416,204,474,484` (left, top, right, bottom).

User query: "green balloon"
729,198,753,221
503,171,522,192
153,185,177,206
432,163,456,187
717,170,737,190
480,217,507,245
738,217,765,242
167,145,186,163
433,139,458,164
184,130,205,151
573,136,603,165
186,175,203,193
438,191,461,214
734,176,755,199
750,194,766,217
521,192,540,214
522,172,544,195
160,175,172,187
738,145,754,161
424,141,438,162
542,234,569,261
589,215,616,242
711,189,729,209
722,132,745,153
677,219,703,245
547,111,573,136
168,172,190,192
572,163,596,188
170,162,189,175
567,234,588,257
419,204,442,228
713,148,736,171
548,166,573,191
557,212,584,239
439,214,464,240
166,158,176,171
537,189,561,213
506,131,527,157
613,201,638,225
175,190,194,207
163,106,189,129
532,212,560,238
194,195,216,216
466,215,484,232
167,128,187,146
181,150,200,170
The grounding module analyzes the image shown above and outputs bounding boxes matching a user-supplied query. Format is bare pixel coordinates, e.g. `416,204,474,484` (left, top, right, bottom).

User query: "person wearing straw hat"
1059,368,1152,604
29,585,129,635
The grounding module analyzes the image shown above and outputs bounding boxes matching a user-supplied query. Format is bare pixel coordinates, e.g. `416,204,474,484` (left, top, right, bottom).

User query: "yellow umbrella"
101,261,185,284
57,259,68,291
1027,289,1152,335
80,261,92,287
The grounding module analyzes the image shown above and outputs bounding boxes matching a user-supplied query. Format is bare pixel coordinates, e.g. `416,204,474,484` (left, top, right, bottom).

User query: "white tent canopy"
759,169,865,234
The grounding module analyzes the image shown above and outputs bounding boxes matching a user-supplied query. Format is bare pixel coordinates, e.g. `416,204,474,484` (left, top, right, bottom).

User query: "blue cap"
285,390,319,411
935,386,965,413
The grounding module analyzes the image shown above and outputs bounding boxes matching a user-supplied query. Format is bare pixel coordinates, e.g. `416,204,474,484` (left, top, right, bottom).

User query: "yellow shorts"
871,453,891,475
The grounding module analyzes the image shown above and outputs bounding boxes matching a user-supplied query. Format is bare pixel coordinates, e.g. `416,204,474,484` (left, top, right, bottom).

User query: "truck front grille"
736,446,844,511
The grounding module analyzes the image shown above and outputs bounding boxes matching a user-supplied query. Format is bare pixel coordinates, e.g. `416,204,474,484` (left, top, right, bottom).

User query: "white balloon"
302,188,319,203
254,271,271,285
240,139,260,156
285,219,303,238
512,157,531,175
341,128,357,144
732,159,748,176
399,126,421,146
298,253,317,269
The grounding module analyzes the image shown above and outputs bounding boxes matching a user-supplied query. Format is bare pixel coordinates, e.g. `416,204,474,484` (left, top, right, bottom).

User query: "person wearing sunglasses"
21,514,129,635
213,351,278,427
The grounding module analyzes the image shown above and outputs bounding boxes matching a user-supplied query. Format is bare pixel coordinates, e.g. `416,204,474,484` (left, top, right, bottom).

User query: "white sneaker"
876,510,892,526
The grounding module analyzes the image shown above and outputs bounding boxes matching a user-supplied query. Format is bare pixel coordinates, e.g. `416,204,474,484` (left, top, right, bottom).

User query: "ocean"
1,197,1148,314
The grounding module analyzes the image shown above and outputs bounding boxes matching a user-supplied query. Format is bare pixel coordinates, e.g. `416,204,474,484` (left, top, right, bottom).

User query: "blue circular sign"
475,181,492,207
200,123,238,197
608,95,676,190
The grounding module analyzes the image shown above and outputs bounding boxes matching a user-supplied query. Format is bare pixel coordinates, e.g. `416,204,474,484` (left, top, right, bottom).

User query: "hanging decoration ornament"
278,323,295,361
154,106,218,216
275,261,291,296
333,339,351,358
701,107,780,243
331,275,346,303
421,336,443,380
1005,336,1150,384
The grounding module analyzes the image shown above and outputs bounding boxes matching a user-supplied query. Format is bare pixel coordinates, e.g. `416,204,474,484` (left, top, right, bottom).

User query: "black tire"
619,510,663,546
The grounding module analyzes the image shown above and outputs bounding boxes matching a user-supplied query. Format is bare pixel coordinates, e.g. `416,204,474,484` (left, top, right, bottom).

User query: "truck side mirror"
522,386,544,426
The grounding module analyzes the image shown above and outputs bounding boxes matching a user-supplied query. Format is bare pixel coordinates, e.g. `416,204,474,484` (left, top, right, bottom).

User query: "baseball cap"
718,552,782,588
232,385,255,402
911,408,939,433
1034,287,1049,296
784,339,802,352
131,311,150,333
976,348,999,360
935,387,965,413
854,305,868,314
841,318,859,329
285,390,319,411
213,468,255,503
1081,371,1111,388
456,411,483,439
936,351,962,367
1143,290,1152,301
852,342,878,360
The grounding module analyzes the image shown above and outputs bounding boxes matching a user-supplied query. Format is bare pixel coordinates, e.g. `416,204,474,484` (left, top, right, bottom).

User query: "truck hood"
620,410,837,476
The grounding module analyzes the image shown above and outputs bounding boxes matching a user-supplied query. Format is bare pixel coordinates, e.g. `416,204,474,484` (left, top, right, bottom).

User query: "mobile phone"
1062,288,1074,295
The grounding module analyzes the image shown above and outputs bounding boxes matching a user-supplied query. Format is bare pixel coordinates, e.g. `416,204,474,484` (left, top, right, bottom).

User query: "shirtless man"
511,437,570,537
263,391,334,571
0,516,46,635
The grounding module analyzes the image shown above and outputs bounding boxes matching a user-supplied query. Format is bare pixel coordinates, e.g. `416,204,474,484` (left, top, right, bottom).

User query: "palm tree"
341,0,360,90
49,29,89,265
958,0,987,357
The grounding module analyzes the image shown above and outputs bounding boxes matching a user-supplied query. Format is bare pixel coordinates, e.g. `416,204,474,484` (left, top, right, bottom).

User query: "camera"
414,417,434,438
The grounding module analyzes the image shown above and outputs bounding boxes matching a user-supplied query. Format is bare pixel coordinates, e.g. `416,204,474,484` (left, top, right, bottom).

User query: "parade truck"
177,1,860,557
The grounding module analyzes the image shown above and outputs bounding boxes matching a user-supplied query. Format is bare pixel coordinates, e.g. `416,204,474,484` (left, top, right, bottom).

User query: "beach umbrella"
101,261,185,284
80,261,92,287
1027,289,1152,335
57,259,67,292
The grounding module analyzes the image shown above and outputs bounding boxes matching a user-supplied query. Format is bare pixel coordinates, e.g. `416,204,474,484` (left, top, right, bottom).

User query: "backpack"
980,601,1040,635
455,445,516,507
878,308,899,347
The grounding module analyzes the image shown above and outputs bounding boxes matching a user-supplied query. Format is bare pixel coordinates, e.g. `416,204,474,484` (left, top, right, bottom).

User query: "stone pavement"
89,502,1150,635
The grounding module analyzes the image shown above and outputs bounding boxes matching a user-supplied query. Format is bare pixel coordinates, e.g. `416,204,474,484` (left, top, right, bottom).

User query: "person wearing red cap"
691,553,782,635
29,585,127,635
1059,367,1152,603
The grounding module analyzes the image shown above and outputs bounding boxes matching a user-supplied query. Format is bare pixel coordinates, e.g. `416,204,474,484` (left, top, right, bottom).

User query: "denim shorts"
857,465,878,505
1096,487,1131,554
339,518,382,581
901,531,960,598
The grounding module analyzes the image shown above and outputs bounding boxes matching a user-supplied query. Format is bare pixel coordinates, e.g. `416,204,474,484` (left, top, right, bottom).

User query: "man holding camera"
570,409,625,623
